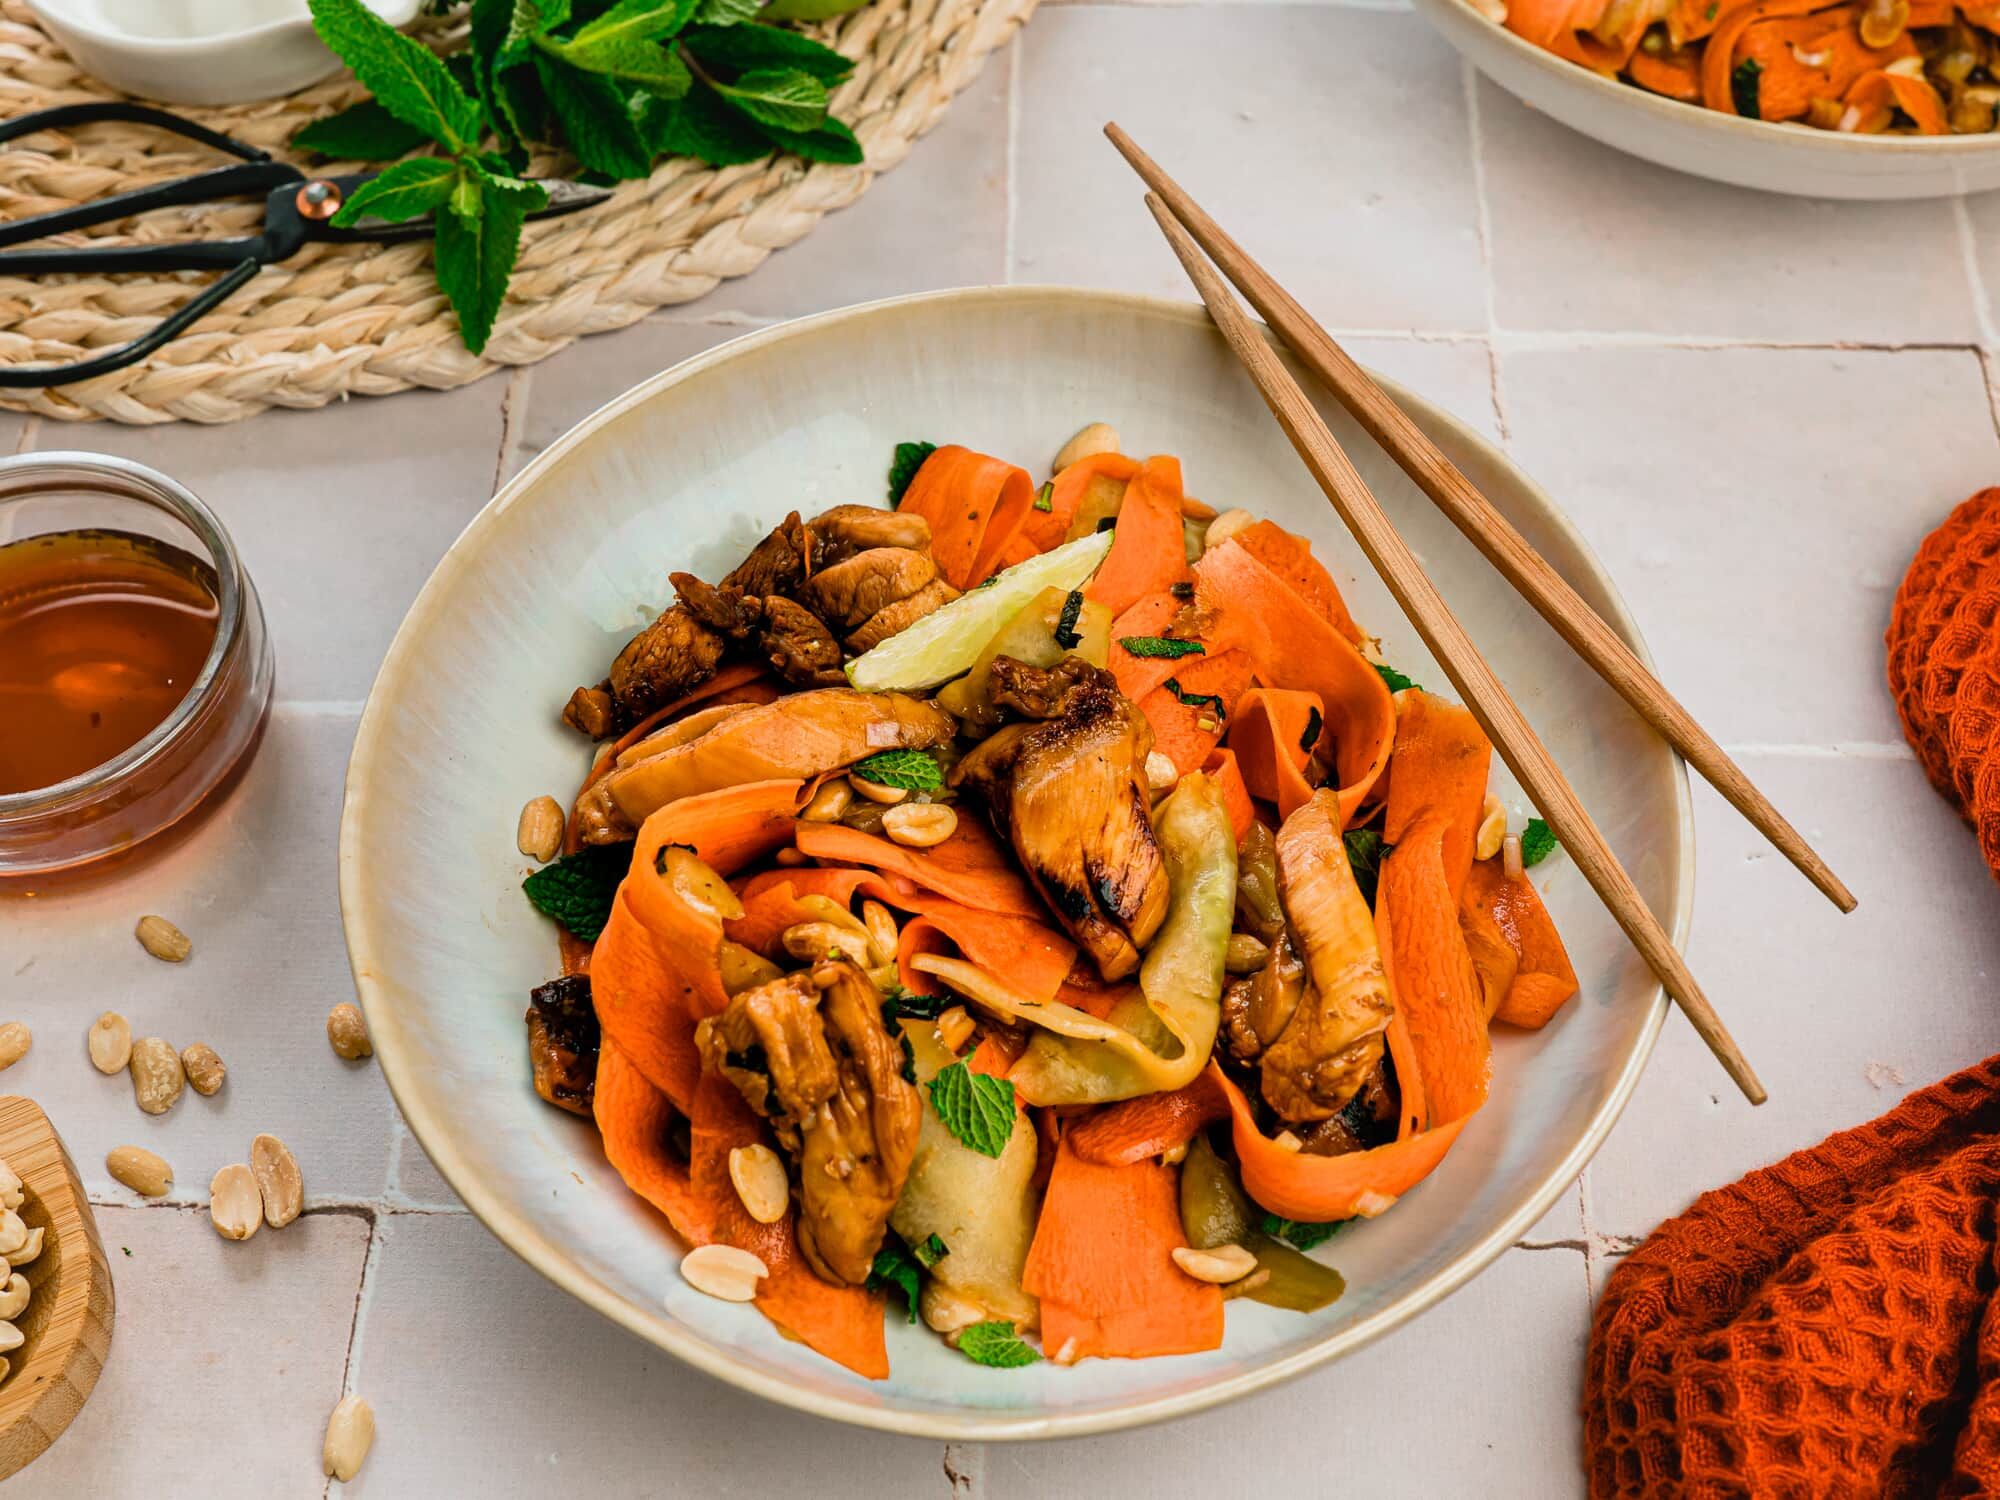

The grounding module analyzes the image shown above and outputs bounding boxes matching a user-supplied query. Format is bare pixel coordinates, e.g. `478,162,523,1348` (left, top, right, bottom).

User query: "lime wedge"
845,530,1115,692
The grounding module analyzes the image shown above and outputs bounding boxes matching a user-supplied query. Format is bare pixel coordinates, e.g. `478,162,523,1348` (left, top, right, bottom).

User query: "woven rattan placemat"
0,0,1034,423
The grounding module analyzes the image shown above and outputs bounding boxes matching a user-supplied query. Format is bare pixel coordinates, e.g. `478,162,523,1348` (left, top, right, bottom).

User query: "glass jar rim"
0,451,246,817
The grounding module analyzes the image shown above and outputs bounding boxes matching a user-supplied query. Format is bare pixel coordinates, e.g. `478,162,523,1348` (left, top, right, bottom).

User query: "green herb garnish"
1704,1,1717,15
882,983,948,1023
850,749,943,792
1520,817,1559,868
1260,1212,1348,1253
1374,662,1419,694
1032,481,1054,513
1731,57,1762,118
1299,705,1323,753
1052,589,1085,651
888,441,937,505
912,1232,950,1268
522,840,634,941
1118,635,1205,660
956,1319,1041,1368
927,1060,1015,1158
299,0,862,354
1163,677,1226,722
866,1234,923,1322
1342,828,1390,907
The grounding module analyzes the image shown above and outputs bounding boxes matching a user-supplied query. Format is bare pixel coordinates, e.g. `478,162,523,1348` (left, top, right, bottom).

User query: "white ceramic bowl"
27,0,421,107
1411,0,2000,199
339,287,1689,1439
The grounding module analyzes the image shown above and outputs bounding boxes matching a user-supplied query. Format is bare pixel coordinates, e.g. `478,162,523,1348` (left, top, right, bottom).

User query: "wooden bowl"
0,1096,113,1479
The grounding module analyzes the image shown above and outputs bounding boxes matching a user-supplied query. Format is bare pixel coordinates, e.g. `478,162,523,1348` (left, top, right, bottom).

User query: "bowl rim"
1413,0,2000,158
338,284,1690,1440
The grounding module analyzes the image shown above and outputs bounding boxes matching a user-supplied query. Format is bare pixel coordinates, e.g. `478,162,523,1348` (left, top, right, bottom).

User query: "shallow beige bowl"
1412,0,2000,199
339,287,1688,1439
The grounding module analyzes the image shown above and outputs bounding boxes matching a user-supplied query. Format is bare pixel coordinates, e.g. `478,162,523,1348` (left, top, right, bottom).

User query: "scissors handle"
0,238,268,275
0,162,300,251
0,259,261,388
0,102,271,161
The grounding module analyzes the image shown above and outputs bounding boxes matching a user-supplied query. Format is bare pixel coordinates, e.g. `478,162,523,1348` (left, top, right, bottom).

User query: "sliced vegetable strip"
1228,686,1325,822
1135,648,1255,775
1381,690,1492,901
793,819,1044,917
1228,519,1365,647
896,445,1037,589
1084,455,1193,616
1024,452,1137,554
1022,1142,1224,1362
1201,746,1256,846
1461,857,1581,1029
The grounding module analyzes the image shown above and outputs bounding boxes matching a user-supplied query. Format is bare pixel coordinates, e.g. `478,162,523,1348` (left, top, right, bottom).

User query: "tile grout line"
12,415,40,456
492,364,534,495
323,1208,389,1500
943,1440,985,1496
1953,194,2000,350
1460,57,1509,447
1002,31,1021,284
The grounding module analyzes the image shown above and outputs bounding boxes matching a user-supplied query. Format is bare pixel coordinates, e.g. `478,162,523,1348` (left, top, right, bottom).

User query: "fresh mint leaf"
638,84,771,163
881,985,947,1024
1163,677,1226,722
928,1061,1014,1159
680,21,855,82
756,115,863,164
694,0,762,24
534,52,654,177
1520,817,1558,868
1343,828,1389,907
434,160,547,355
713,67,827,131
545,33,692,95
1052,590,1084,651
571,0,700,45
912,1232,949,1268
1260,1212,1347,1253
1118,635,1203,660
522,839,632,940
1731,57,1761,119
1300,704,1323,754
330,156,459,225
1374,662,1419,694
292,99,433,159
866,1236,922,1322
957,1320,1040,1368
850,748,942,792
501,0,573,64
309,0,483,151
888,441,937,504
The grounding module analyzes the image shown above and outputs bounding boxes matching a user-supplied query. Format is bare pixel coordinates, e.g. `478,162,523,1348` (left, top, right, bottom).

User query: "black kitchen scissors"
0,102,612,387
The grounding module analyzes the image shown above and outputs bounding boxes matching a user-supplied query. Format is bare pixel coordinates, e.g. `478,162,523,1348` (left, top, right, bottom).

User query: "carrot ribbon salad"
1492,0,1990,135
515,425,1577,1376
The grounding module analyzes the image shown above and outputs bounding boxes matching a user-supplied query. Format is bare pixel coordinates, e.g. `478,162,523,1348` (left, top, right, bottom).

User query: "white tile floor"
4,1,1999,1492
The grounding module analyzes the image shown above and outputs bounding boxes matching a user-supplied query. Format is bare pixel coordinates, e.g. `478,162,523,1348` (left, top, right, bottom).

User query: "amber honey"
0,529,221,796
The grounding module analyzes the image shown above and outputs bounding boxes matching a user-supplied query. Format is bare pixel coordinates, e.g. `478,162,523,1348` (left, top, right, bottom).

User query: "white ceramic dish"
1411,0,2000,199
339,286,1689,1439
27,0,421,107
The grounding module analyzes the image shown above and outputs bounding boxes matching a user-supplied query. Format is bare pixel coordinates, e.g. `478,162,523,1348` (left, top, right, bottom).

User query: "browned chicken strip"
695,961,922,1286
526,974,599,1117
607,686,955,825
797,547,939,631
725,511,812,598
672,572,762,639
808,504,932,563
845,576,960,654
758,595,847,687
951,659,1169,982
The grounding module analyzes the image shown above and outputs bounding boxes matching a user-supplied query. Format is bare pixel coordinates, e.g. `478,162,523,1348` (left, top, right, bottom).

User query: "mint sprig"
522,840,633,941
1118,635,1204,660
850,749,943,793
927,1060,1014,1159
300,0,865,353
1520,817,1559,868
957,1320,1040,1368
1260,1212,1347,1253
888,440,938,505
1374,662,1420,694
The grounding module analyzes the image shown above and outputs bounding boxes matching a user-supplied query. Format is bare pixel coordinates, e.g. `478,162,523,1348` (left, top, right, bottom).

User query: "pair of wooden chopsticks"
1109,124,1852,1106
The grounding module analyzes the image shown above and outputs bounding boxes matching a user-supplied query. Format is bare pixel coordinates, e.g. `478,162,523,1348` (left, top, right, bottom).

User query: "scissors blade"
296,172,613,245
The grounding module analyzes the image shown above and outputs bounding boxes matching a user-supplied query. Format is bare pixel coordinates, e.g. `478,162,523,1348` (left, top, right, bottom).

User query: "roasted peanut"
1171,1243,1261,1284
1474,794,1507,862
88,1011,132,1074
180,1042,226,1096
106,1145,173,1198
0,1024,29,1072
327,1003,372,1061
848,774,908,806
7,1227,42,1267
882,803,957,849
516,795,564,863
935,1005,976,1054
861,900,898,966
1202,508,1255,553
251,1134,304,1228
129,1037,184,1115
1145,751,1180,792
323,1394,376,1482
680,1243,768,1302
780,921,871,966
799,780,854,823
1052,421,1120,472
727,1144,789,1226
208,1164,261,1241
134,914,191,963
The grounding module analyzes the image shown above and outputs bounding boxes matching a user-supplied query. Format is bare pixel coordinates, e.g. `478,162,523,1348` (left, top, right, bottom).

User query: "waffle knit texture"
1885,487,2000,881
1584,1055,2000,1498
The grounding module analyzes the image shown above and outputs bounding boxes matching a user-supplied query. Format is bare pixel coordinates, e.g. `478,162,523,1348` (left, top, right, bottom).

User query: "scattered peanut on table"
134,914,190,963
180,1042,226,1096
322,1394,375,1482
0,1024,29,1072
87,1011,132,1074
251,1133,303,1228
326,1003,372,1061
208,1163,261,1241
106,1145,173,1198
128,1036,184,1115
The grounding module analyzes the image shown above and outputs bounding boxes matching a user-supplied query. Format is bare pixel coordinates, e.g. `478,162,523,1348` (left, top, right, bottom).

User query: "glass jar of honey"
0,453,273,877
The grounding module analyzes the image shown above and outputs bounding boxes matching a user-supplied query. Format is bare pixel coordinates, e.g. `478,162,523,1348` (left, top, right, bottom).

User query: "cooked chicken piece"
951,659,1169,982
696,971,837,1156
797,547,938,632
725,511,812,599
695,961,922,1286
759,595,847,687
672,572,762,640
846,576,960,654
607,686,954,825
1257,790,1394,1122
526,974,599,1117
808,504,932,564
561,603,727,739
572,782,635,846
1294,1063,1398,1157
1219,928,1309,1066
615,701,763,769
563,683,619,739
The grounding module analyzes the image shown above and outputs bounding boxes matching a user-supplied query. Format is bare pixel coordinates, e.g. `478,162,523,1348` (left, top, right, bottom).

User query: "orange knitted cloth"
1886,487,2000,880
1584,1056,2000,1498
